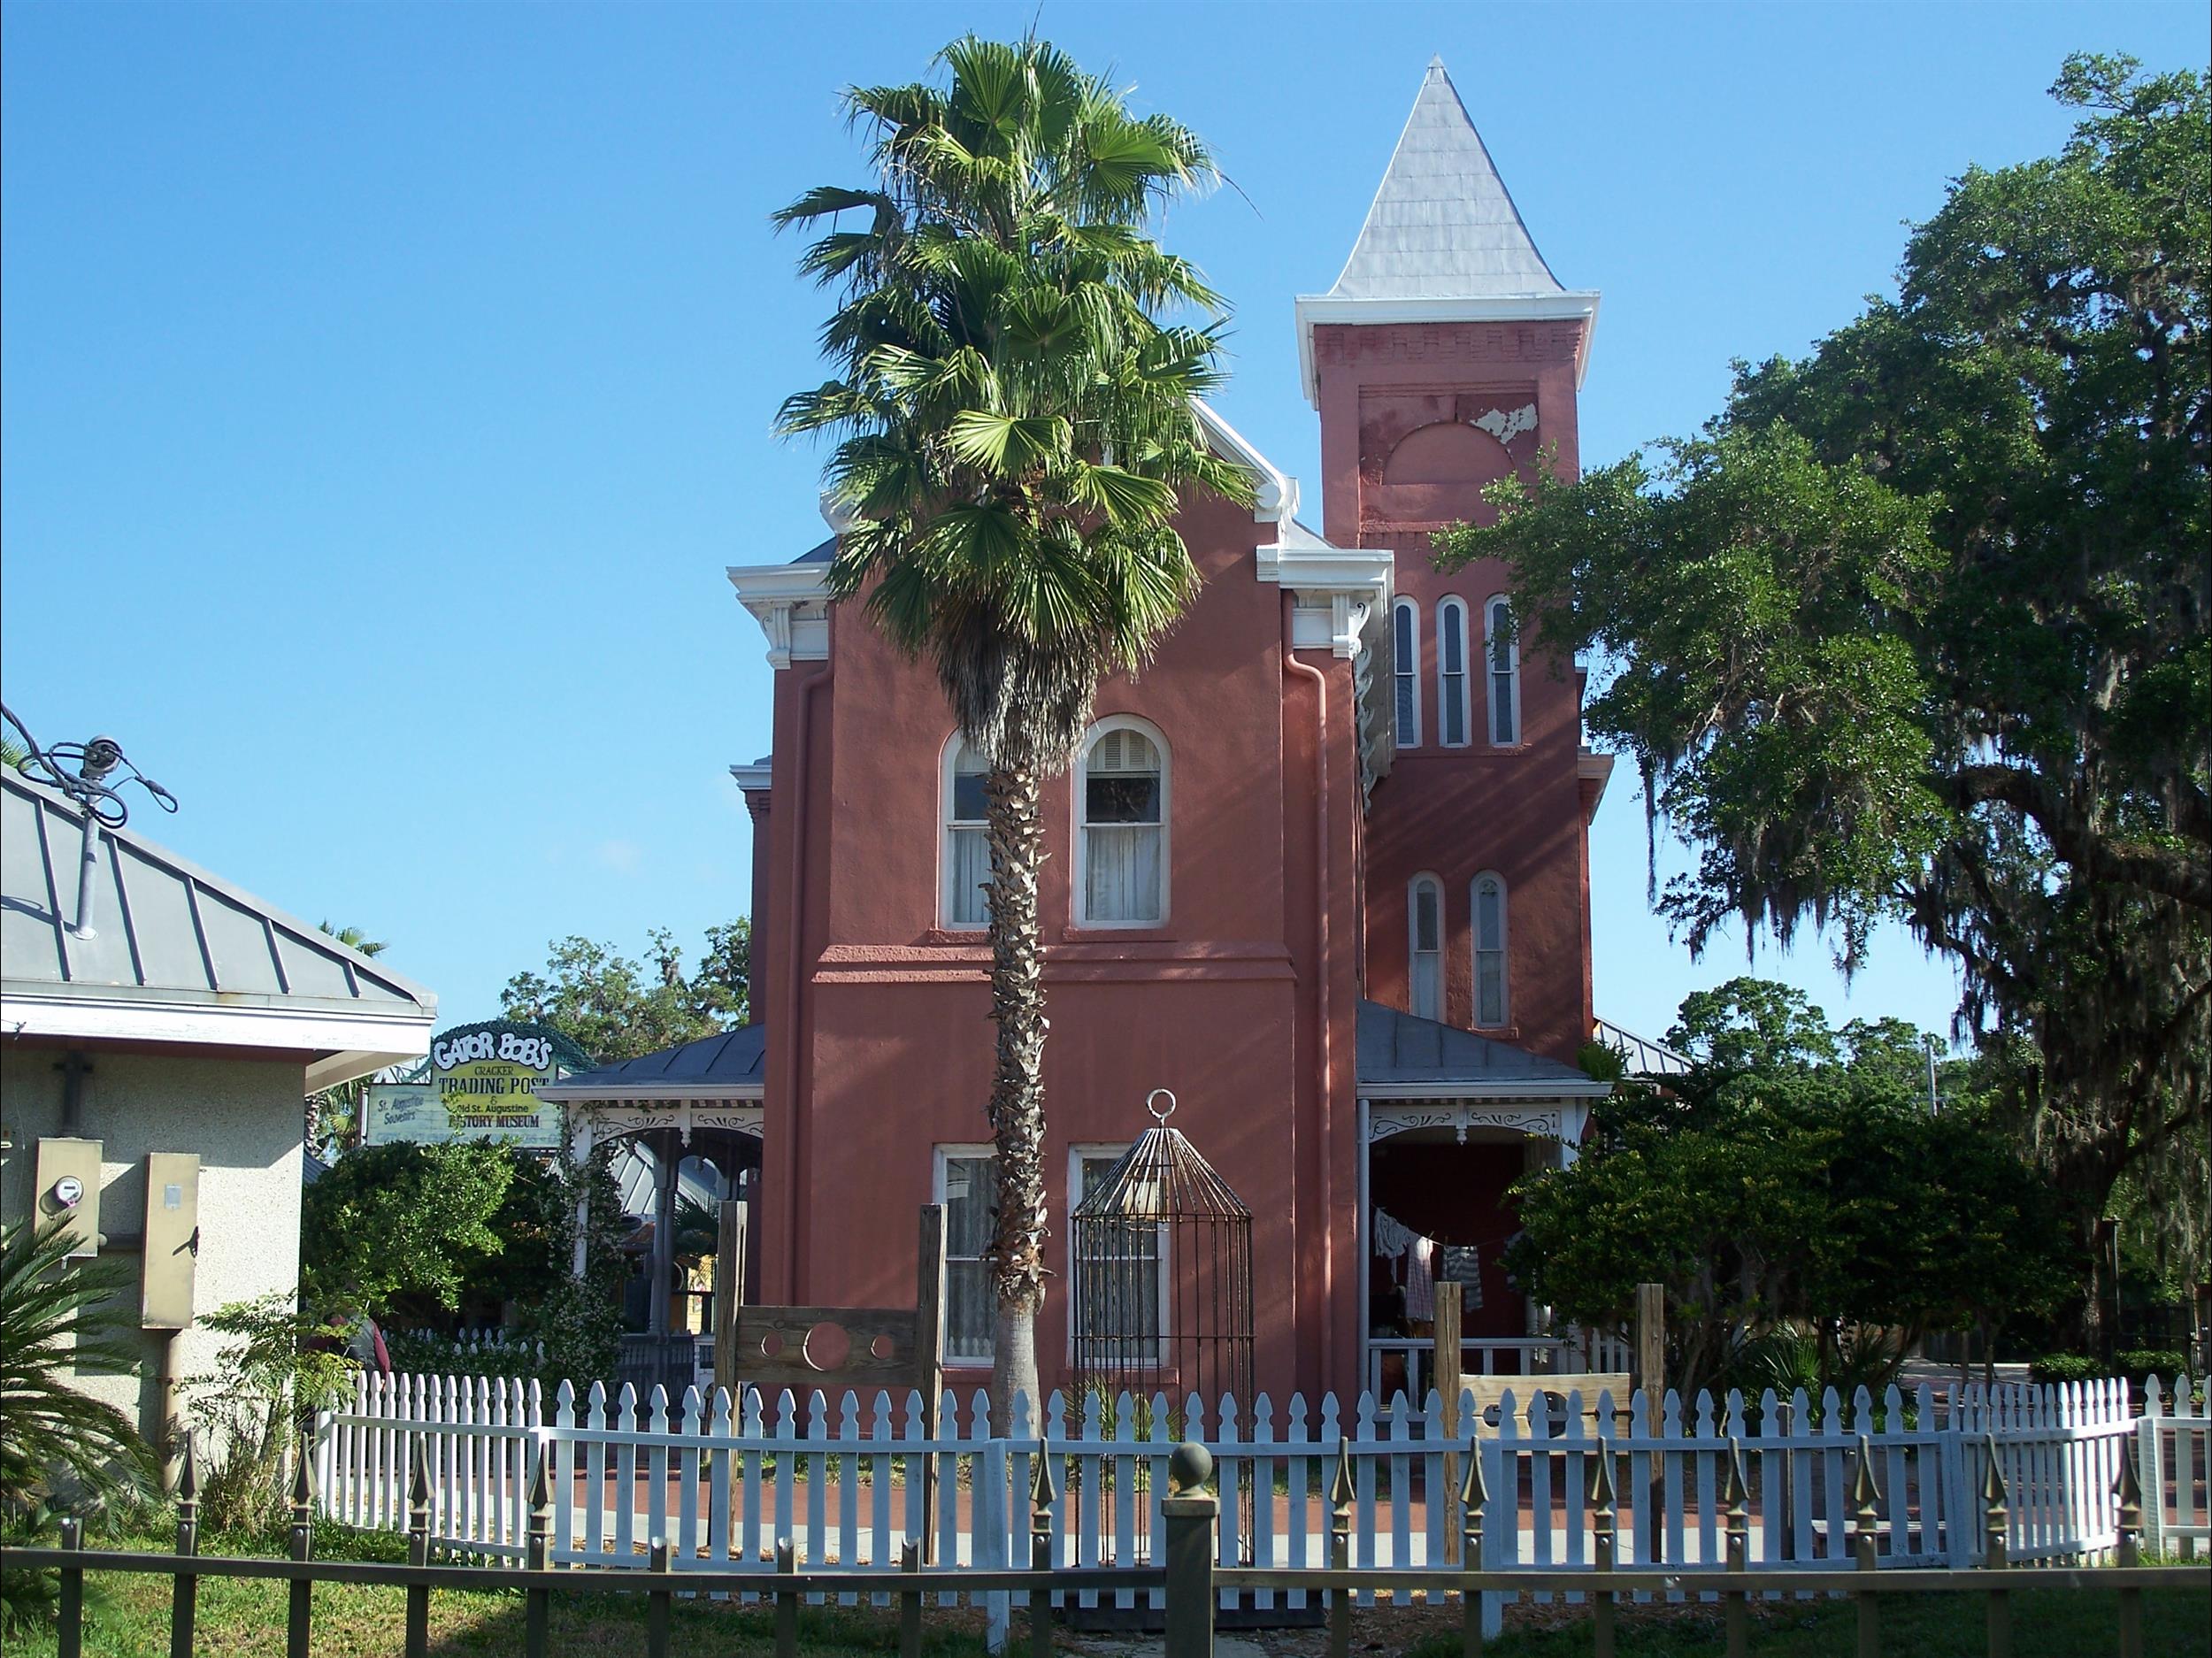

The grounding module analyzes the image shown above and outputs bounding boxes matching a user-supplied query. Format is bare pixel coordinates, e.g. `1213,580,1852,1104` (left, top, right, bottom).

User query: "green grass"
4,1524,995,1658
1408,1583,2210,1657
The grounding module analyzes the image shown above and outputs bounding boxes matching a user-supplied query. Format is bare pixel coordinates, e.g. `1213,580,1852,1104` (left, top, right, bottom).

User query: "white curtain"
947,825,989,925
1085,824,1161,922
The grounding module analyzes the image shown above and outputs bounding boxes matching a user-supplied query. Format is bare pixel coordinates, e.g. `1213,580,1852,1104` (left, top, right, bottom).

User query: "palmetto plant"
0,1214,153,1514
778,35,1249,1422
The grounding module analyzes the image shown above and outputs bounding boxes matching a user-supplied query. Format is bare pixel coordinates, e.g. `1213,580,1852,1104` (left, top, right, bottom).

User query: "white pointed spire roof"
1294,59,1600,406
1326,58,1563,302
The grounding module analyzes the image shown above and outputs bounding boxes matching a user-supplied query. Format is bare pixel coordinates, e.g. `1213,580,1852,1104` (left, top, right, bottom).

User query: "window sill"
1061,924,1177,943
920,927,988,946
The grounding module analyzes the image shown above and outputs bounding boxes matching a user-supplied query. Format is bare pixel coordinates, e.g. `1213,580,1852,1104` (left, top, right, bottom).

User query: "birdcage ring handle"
1146,1088,1178,1123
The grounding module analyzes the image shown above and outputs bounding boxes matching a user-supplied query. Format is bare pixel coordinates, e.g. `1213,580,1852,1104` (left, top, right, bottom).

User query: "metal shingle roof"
1356,999,1605,1094
1,770,434,1014
1326,58,1564,303
539,1022,767,1098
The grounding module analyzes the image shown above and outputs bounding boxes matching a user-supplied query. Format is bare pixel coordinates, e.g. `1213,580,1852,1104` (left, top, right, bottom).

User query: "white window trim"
1071,714,1170,929
933,1143,997,1368
1436,597,1472,748
940,734,988,932
1486,595,1520,748
1471,871,1509,1029
1407,873,1445,1024
1392,597,1422,748
1066,1143,1171,1370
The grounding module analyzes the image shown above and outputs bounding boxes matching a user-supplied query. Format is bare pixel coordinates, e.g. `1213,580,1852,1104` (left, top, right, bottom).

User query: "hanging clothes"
1438,1243,1484,1308
1403,1237,1436,1322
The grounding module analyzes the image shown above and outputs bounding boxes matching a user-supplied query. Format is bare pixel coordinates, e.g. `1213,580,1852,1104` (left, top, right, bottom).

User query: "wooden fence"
311,1370,2195,1642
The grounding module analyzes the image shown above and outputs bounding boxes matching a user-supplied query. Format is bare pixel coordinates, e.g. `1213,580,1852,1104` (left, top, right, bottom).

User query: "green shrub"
2114,1347,2191,1379
2028,1353,2106,1384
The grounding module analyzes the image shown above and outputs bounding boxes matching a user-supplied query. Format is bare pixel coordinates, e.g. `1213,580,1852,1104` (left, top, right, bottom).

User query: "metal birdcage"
1069,1089,1254,1424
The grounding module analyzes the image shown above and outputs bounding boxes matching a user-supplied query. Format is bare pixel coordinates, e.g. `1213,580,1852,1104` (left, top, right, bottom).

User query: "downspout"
780,623,833,1302
1281,595,1334,1386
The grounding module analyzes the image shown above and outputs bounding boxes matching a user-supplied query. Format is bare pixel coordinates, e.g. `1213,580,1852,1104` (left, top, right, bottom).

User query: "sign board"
363,1020,585,1149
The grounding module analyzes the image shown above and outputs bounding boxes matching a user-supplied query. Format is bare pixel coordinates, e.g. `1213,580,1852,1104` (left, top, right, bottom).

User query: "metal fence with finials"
1070,1090,1255,1432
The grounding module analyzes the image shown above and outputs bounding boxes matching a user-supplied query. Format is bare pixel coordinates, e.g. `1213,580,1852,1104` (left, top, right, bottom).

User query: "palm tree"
307,923,390,1158
777,35,1249,1421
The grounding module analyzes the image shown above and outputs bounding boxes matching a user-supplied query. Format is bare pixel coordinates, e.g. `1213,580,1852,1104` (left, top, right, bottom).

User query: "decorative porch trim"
1363,1097,1592,1144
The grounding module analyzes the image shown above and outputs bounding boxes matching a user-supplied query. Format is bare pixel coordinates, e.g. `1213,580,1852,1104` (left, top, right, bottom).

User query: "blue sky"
4,2,2204,1048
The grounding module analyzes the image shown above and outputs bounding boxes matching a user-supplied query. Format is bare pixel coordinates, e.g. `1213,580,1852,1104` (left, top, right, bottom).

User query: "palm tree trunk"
984,755,1048,1432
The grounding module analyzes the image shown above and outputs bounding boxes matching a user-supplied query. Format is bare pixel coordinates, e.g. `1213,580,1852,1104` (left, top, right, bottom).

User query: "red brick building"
563,61,1617,1404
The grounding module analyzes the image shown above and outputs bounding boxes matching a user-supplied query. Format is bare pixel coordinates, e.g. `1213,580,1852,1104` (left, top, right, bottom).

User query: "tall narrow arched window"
942,738,990,928
1486,596,1520,746
1392,599,1420,748
1078,721,1167,925
1437,598,1471,748
1472,872,1509,1027
1408,876,1443,1022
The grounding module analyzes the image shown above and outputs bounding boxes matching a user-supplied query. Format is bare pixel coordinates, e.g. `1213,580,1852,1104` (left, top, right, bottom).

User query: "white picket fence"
314,1370,2177,1643
2139,1372,2210,1558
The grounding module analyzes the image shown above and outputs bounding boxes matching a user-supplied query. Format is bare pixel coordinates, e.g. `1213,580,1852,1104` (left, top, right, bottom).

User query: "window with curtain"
1392,599,1420,747
943,740,989,928
1409,877,1443,1022
1438,599,1470,747
1071,1148,1164,1368
1079,725,1165,925
1473,873,1508,1026
1486,597,1519,746
936,1148,997,1364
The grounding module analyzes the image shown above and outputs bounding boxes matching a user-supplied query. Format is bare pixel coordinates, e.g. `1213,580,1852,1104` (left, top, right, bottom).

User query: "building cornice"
725,564,831,670
727,760,773,793
1294,290,1603,407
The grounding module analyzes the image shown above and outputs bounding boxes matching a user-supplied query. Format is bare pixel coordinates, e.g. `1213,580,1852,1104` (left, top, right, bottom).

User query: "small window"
1473,873,1508,1027
1438,599,1471,748
936,1148,997,1365
942,739,989,928
1409,876,1443,1022
1078,722,1166,925
1392,599,1420,748
1486,597,1520,747
1071,1148,1165,1369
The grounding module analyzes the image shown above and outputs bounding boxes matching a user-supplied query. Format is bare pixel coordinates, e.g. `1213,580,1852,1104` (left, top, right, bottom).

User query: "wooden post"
1848,1435,1881,1658
916,1205,947,1565
1434,1282,1463,1565
712,1198,748,1399
1633,1283,1664,1564
1161,1444,1217,1658
170,1436,200,1658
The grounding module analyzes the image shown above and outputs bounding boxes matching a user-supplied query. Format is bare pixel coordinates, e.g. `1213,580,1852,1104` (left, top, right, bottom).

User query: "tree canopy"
1519,982,2074,1395
1440,56,2209,1291
499,919,749,1064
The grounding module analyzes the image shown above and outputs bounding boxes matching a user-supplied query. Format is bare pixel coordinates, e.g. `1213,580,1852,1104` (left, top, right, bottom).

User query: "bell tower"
1299,59,1608,1062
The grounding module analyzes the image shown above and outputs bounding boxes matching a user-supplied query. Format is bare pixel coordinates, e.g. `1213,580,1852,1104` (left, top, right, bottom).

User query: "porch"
1354,1001,1618,1401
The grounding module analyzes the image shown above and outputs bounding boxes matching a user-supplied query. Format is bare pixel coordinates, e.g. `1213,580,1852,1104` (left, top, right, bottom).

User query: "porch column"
569,1116,595,1279
649,1133,678,1337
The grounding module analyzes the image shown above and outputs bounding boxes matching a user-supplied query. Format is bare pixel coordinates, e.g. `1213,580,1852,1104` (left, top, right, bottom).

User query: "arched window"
1078,720,1166,925
1408,876,1443,1022
1437,598,1471,748
1486,596,1520,746
1472,872,1508,1027
941,738,989,928
1392,599,1420,748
